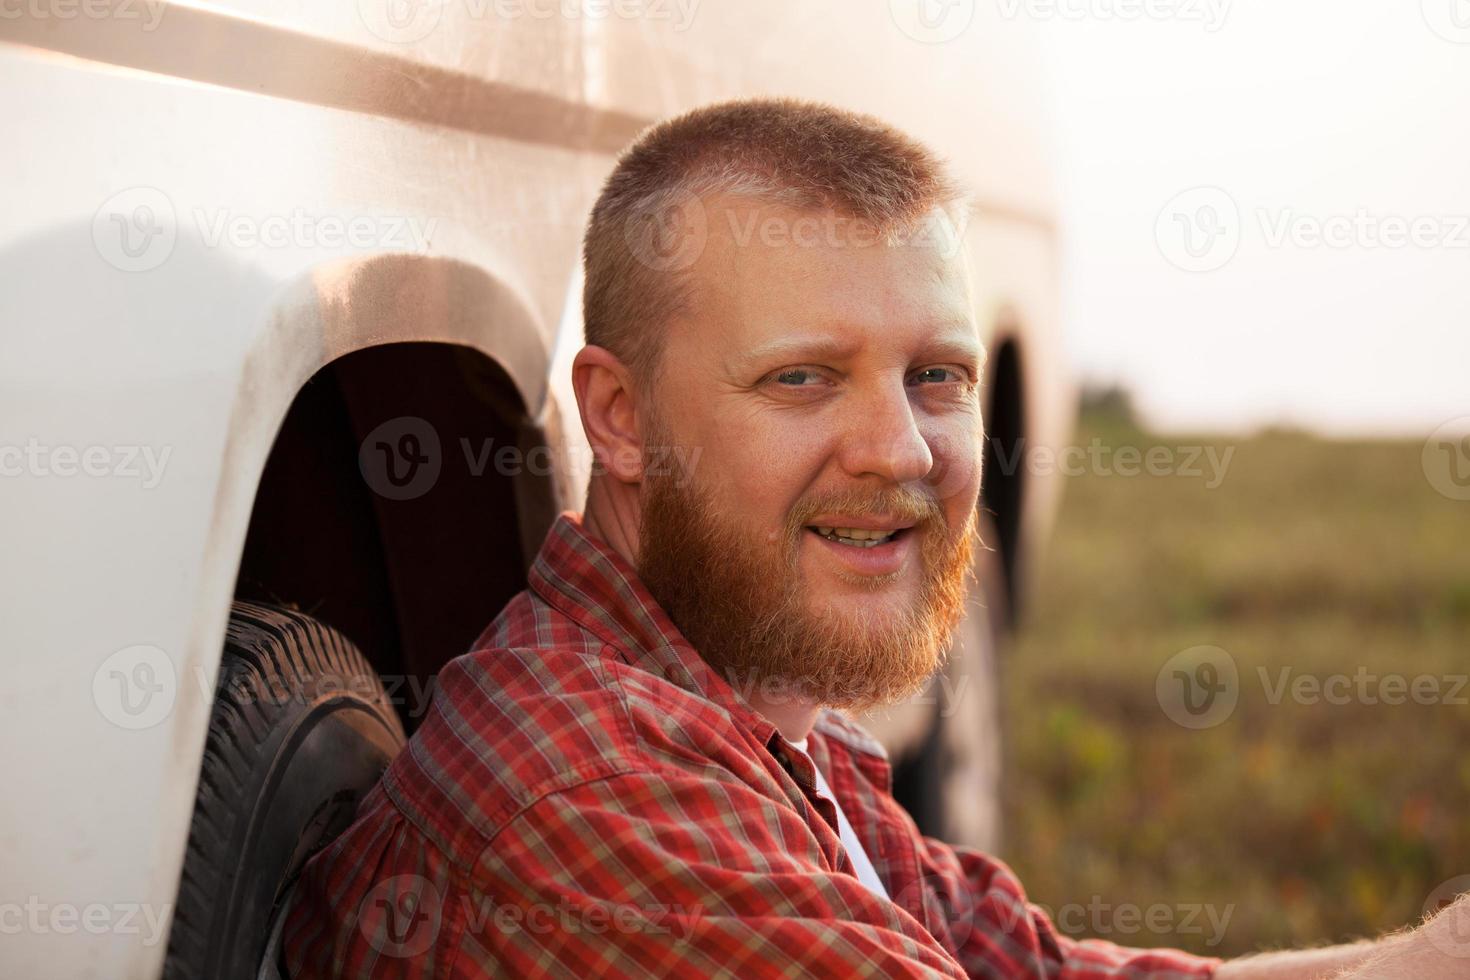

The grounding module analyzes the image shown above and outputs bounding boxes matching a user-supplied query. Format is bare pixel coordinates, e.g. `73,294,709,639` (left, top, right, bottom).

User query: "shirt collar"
527,509,780,746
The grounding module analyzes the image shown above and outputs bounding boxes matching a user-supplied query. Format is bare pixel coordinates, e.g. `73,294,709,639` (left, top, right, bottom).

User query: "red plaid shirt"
283,510,1220,979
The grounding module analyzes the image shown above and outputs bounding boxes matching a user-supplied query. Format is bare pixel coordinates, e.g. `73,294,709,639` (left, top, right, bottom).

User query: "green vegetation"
1000,395,1470,959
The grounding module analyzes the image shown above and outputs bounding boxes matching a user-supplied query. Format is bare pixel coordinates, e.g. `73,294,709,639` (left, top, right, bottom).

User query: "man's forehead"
680,197,977,357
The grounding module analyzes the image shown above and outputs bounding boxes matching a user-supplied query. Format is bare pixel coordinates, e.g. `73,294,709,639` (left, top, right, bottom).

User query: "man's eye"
910,367,963,385
772,368,822,386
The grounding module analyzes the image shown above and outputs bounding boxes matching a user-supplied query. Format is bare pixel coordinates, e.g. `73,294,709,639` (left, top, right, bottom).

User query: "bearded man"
283,98,1466,979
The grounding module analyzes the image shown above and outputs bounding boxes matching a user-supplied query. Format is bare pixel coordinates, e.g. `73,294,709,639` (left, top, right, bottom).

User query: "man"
284,98,1466,978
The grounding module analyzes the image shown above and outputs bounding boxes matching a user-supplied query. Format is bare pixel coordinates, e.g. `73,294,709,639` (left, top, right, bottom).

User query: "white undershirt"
788,738,890,900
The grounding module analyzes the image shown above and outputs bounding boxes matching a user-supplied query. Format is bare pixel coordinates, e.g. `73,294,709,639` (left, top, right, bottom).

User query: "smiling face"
634,196,985,710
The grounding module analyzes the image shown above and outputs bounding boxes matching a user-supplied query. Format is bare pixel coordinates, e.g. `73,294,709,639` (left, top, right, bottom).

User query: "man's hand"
1213,892,1470,980
1332,892,1470,979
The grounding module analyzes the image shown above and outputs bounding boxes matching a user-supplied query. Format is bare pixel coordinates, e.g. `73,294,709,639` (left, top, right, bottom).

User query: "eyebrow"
731,329,987,372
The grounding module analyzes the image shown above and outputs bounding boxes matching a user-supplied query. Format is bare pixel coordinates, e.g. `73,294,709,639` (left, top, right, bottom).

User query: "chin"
810,583,918,625
815,563,915,594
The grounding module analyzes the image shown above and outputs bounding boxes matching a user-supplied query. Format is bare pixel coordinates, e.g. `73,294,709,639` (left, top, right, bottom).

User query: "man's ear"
572,344,645,484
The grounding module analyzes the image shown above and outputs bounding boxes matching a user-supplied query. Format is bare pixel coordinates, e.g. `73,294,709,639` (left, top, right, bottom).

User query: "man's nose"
835,385,934,485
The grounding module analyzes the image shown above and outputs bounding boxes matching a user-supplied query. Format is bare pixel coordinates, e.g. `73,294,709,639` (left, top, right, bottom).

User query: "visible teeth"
813,526,897,546
834,527,892,540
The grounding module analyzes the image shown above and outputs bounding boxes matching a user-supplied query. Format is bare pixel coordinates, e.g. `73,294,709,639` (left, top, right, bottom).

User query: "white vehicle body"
0,3,1072,976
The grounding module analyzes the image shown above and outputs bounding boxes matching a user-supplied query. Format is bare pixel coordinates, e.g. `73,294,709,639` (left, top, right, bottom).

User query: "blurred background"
1004,2,1470,957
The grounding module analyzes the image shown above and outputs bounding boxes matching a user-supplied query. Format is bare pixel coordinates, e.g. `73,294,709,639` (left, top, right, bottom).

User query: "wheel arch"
982,329,1028,624
192,252,576,742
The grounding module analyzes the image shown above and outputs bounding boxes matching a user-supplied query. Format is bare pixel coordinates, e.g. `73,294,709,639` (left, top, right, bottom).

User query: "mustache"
786,485,947,534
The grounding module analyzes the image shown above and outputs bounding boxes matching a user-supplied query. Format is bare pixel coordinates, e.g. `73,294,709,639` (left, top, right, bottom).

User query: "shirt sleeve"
282,783,470,980
465,768,970,978
913,831,1223,979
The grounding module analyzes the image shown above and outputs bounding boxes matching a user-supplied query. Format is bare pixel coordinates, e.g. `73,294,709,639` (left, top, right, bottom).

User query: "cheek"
703,416,832,519
926,424,984,514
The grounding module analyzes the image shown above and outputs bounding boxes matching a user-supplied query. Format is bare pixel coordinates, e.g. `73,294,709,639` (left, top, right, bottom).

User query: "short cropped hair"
581,96,968,389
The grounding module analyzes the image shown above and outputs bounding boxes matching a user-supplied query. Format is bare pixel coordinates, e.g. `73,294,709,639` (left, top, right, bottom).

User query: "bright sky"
1034,1,1470,436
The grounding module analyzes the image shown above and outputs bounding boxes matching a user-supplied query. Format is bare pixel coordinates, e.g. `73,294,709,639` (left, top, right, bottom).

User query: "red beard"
636,417,979,713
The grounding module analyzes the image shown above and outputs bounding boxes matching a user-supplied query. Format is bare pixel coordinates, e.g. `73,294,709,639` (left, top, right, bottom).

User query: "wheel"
890,512,1007,852
162,601,406,980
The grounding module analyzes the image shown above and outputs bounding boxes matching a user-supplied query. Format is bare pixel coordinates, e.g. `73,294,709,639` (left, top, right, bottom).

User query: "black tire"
163,601,406,980
892,512,1008,851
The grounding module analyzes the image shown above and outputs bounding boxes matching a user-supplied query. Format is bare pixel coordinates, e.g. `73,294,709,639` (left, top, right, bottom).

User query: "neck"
581,476,642,566
744,693,821,744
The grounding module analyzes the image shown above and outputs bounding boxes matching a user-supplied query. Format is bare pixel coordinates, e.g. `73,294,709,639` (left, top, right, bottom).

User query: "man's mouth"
805,525,910,548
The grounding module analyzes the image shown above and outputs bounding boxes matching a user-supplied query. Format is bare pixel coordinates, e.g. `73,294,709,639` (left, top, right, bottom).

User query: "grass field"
999,398,1470,959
